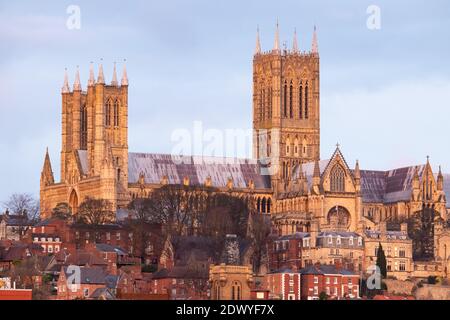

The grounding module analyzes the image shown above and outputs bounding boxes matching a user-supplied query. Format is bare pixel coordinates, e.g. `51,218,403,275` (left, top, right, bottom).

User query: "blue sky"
0,0,450,202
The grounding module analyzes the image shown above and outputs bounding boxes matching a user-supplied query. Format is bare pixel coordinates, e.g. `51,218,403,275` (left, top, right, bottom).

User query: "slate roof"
77,150,450,207
151,266,208,280
63,266,107,284
276,232,310,240
299,264,357,276
127,153,271,189
359,165,424,204
90,287,116,300
317,231,361,238
364,230,409,240
0,214,33,226
95,243,127,256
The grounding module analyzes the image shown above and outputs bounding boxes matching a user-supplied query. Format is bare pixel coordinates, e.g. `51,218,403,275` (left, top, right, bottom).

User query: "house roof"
318,231,361,238
89,287,116,300
299,264,357,276
63,266,107,284
151,266,208,280
364,230,409,240
0,214,33,226
275,232,310,241
95,243,127,255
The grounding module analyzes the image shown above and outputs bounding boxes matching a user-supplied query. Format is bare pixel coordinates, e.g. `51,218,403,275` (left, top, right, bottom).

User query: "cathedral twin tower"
40,24,321,216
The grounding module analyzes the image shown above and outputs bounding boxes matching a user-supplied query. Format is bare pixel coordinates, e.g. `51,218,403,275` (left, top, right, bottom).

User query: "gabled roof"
90,287,116,300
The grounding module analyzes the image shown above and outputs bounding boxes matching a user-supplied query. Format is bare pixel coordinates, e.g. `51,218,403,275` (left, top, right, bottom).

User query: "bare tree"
127,198,163,263
2,193,39,221
75,197,115,225
248,212,271,273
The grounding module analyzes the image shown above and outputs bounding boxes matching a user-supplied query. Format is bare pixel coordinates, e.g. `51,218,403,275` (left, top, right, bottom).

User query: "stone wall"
415,284,450,300
384,279,415,295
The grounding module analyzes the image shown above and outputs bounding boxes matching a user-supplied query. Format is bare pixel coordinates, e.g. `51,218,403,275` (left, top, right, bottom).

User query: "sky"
0,0,450,202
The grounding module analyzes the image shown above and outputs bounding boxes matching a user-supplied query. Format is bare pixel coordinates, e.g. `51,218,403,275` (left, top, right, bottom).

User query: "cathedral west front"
40,25,450,238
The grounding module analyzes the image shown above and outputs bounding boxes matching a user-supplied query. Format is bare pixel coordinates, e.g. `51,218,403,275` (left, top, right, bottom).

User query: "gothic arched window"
289,81,293,118
304,81,309,119
80,104,88,149
262,89,265,120
268,87,272,118
330,165,345,192
113,99,120,127
283,81,287,118
105,99,112,126
231,281,242,300
299,82,303,119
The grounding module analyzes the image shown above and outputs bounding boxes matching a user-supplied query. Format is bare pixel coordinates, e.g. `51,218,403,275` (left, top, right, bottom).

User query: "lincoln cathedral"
40,24,450,250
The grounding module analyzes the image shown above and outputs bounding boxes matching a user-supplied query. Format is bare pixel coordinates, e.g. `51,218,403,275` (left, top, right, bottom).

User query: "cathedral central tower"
252,24,320,183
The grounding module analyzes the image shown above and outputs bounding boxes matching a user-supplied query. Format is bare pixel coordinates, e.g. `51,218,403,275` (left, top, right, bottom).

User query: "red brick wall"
0,289,32,300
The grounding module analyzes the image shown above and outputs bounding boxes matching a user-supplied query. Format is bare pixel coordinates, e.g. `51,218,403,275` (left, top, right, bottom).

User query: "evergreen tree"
376,242,387,278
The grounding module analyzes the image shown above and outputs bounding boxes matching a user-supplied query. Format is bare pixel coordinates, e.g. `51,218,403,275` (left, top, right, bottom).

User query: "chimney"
314,262,321,271
310,220,319,247
334,260,342,271
222,234,240,265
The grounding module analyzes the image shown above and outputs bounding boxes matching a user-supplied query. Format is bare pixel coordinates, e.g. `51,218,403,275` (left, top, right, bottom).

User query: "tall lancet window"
305,81,309,119
80,104,88,150
330,165,345,192
289,81,293,118
113,99,120,127
268,87,272,119
105,99,112,126
261,89,265,120
283,81,287,118
259,88,263,121
299,82,303,119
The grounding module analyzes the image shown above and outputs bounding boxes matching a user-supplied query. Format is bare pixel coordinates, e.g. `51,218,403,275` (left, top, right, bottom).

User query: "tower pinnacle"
312,25,319,54
111,62,118,86
121,59,128,86
255,26,261,55
62,68,70,93
73,66,81,91
88,61,95,86
273,20,280,52
292,28,299,52
97,60,105,84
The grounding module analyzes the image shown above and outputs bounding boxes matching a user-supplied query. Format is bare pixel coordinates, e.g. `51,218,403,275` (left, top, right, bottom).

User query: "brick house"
264,268,301,300
57,266,114,300
151,266,209,300
268,233,307,272
299,264,360,300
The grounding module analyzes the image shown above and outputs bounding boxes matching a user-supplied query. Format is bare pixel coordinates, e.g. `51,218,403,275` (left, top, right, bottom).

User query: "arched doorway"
327,206,351,230
69,190,79,214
